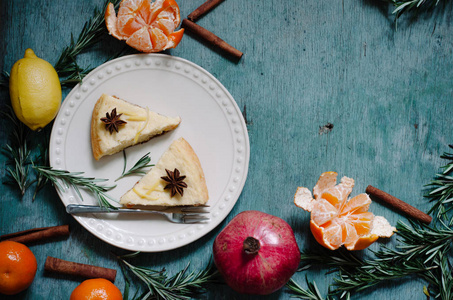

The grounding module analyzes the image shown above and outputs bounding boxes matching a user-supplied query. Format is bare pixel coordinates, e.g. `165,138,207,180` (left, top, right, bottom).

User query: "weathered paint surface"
1,0,452,299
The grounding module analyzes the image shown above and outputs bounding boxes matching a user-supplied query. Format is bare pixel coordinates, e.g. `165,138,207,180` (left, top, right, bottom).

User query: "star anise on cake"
161,168,188,197
100,108,127,134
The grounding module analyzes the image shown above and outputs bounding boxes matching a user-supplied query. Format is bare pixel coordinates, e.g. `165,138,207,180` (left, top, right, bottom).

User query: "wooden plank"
0,0,452,298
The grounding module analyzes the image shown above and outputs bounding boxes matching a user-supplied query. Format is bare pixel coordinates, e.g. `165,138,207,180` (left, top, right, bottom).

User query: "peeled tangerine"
294,172,395,251
105,0,184,53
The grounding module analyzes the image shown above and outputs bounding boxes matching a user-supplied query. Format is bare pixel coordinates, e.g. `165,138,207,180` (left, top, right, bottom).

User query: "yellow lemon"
9,48,61,131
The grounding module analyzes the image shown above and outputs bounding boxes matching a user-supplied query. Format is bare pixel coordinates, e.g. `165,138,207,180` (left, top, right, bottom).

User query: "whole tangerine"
70,278,122,300
0,241,38,295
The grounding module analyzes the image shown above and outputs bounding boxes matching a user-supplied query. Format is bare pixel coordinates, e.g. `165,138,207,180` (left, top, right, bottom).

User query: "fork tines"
182,214,210,223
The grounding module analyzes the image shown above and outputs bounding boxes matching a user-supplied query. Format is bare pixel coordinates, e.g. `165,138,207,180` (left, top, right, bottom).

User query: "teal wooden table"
1,0,453,299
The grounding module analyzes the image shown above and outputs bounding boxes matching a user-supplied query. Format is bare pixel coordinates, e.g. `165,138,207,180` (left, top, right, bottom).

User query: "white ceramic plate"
49,54,249,252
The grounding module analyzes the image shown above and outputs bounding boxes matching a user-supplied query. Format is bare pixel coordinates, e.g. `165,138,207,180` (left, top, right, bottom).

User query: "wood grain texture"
1,0,452,299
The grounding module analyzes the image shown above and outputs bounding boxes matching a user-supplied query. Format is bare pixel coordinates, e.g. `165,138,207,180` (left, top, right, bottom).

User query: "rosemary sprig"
374,220,453,264
3,144,32,195
293,145,453,299
287,277,348,300
297,252,437,298
33,166,117,209
330,221,452,295
28,124,53,200
1,106,32,195
32,142,50,201
0,1,123,89
286,278,324,300
60,65,94,87
116,151,154,182
332,259,433,297
298,220,452,297
388,0,442,17
1,106,53,199
0,1,138,199
300,247,363,272
54,0,122,81
60,46,137,86
117,252,220,300
418,252,453,299
425,145,453,223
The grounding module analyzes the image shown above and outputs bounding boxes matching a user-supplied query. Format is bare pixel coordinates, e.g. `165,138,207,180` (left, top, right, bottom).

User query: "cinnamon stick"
188,0,226,22
1,225,70,244
182,19,243,59
44,256,117,282
366,185,432,224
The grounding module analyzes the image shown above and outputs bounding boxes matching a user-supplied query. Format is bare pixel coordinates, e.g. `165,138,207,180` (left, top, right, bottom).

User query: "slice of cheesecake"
120,137,209,206
91,94,181,160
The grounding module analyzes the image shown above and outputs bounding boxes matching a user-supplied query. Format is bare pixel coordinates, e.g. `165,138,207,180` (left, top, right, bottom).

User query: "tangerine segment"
105,0,184,53
167,30,184,47
151,0,181,34
346,234,379,251
341,194,371,216
117,0,153,36
311,198,337,226
343,221,359,247
310,220,337,250
125,26,156,52
321,182,353,210
105,4,125,40
311,211,375,250
346,212,374,236
347,216,395,251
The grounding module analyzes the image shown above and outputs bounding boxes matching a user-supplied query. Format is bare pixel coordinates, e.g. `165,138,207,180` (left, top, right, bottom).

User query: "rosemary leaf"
60,46,137,87
33,166,117,209
2,0,127,88
116,152,154,182
300,247,363,272
163,262,219,297
31,127,52,201
117,253,220,300
60,66,94,87
290,145,453,299
32,156,48,201
388,0,442,17
374,220,453,263
418,252,453,299
286,277,325,300
54,0,122,84
331,259,433,296
425,145,453,222
324,221,452,296
0,106,33,195
298,220,453,297
287,277,351,300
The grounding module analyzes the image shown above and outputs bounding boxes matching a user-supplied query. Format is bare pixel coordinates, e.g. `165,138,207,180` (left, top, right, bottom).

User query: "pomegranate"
213,210,300,295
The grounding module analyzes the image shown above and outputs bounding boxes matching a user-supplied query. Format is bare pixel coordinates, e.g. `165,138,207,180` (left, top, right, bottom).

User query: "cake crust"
91,97,105,160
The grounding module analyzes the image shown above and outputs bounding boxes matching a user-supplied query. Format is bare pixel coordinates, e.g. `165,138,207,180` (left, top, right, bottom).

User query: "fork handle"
66,204,143,214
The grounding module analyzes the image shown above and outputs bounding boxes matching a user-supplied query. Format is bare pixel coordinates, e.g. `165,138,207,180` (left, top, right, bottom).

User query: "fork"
66,204,210,224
